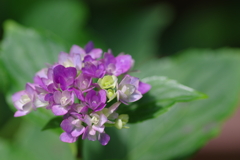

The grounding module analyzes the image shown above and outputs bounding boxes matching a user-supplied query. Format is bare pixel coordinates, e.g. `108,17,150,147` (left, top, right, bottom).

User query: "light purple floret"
103,50,134,76
70,41,102,60
82,56,105,78
34,67,54,92
12,83,47,117
60,116,85,142
84,41,102,59
58,51,82,70
117,75,142,104
74,73,93,92
52,90,74,115
82,112,109,145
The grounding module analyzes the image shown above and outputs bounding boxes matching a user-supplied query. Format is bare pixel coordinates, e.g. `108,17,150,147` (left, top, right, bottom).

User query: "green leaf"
84,49,240,160
0,20,68,126
42,117,63,131
0,120,75,160
119,76,206,123
0,59,10,93
0,92,14,130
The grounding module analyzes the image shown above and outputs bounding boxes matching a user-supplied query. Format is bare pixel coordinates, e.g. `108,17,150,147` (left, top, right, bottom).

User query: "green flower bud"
115,114,129,129
107,89,117,102
98,75,118,89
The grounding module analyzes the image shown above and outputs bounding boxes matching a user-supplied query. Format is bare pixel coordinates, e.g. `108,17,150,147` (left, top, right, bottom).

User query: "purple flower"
60,116,85,143
53,65,77,90
117,75,142,104
85,89,107,112
67,103,89,116
70,41,102,60
84,41,102,59
82,111,110,145
12,83,47,117
82,56,105,78
52,90,74,115
34,67,54,91
58,51,82,70
33,67,56,109
103,50,134,76
74,73,93,92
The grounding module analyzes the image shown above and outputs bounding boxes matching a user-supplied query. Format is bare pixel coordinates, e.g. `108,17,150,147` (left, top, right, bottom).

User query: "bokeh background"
0,0,240,159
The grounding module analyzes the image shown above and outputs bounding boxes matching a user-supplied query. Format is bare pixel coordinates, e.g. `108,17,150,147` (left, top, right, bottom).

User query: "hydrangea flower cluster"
12,42,151,145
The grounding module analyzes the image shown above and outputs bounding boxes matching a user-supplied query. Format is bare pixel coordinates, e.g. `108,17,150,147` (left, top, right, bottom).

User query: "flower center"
72,119,82,127
91,116,99,125
20,95,31,104
60,96,68,105
122,84,135,96
63,59,74,68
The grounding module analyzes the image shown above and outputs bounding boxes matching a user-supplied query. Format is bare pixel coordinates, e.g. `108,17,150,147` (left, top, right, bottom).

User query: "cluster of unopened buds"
12,42,151,145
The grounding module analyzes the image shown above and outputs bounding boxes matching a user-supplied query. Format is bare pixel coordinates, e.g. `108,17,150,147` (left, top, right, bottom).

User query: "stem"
76,139,83,160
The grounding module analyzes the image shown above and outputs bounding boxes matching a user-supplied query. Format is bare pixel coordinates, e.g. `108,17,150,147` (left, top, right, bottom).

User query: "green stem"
76,139,83,160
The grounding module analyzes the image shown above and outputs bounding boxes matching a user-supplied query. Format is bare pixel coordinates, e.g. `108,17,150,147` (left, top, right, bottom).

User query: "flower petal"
53,91,62,104
82,126,89,140
60,132,77,143
138,81,151,94
99,89,107,104
84,41,94,53
14,110,28,117
98,133,110,145
88,49,102,59
25,83,35,98
61,117,75,133
71,126,85,137
108,102,121,115
128,91,142,103
58,52,69,65
94,103,106,112
70,45,85,57
92,125,104,133
12,90,25,102
52,105,68,116
115,54,134,76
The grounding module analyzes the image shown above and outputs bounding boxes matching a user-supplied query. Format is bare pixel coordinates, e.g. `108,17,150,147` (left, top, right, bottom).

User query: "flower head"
12,41,150,146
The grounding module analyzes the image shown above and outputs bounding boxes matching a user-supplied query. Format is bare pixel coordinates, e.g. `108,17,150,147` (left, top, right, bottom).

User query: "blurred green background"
1,0,240,160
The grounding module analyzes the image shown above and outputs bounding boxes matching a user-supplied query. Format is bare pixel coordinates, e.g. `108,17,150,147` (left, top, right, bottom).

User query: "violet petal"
60,132,77,143
98,133,110,146
138,81,151,94
61,117,75,133
52,105,68,116
71,126,85,137
84,41,94,53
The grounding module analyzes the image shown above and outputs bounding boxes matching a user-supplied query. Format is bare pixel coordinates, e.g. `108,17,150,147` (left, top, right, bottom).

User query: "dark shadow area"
0,92,23,141
83,127,129,160
118,93,162,123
